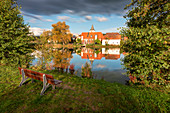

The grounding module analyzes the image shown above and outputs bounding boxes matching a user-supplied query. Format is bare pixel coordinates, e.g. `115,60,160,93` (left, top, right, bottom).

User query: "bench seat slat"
18,67,54,79
25,73,57,85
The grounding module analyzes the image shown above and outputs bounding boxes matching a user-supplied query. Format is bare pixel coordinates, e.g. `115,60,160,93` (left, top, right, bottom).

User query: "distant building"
102,33,121,45
80,25,103,44
80,25,122,45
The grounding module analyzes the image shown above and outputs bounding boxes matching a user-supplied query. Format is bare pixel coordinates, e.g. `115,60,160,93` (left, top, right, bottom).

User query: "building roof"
81,32,103,39
103,32,121,39
90,24,95,30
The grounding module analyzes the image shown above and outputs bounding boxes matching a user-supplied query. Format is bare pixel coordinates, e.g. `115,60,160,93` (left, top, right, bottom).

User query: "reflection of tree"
32,48,73,73
33,30,53,70
52,49,73,72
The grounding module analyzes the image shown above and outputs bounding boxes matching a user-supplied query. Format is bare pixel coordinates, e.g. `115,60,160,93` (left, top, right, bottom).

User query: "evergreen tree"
0,0,35,66
120,0,169,86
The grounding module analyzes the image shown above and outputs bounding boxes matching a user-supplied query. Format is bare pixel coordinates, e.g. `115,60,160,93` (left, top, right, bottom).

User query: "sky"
17,0,131,36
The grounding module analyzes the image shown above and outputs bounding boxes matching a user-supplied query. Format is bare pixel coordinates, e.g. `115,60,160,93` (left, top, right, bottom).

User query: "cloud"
95,16,108,22
22,11,54,22
95,64,106,68
63,9,75,14
17,0,130,16
57,16,70,21
29,27,50,36
28,19,37,23
85,16,92,20
57,16,86,23
45,19,54,22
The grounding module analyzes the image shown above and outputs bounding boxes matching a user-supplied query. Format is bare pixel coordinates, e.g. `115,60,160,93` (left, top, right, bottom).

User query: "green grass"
0,66,169,112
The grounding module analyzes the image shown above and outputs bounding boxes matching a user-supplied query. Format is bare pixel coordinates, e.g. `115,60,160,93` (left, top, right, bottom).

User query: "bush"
120,0,170,87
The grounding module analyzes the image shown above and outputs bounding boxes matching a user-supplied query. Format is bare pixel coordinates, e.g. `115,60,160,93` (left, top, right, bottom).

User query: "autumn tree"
51,21,72,44
120,0,169,86
52,49,72,70
0,0,35,66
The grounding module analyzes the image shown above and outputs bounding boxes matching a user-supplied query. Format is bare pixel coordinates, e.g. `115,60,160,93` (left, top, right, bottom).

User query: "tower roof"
90,24,95,30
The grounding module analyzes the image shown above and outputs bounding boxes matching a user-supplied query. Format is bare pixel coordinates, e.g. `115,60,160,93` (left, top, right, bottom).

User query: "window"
95,35,98,40
91,35,92,38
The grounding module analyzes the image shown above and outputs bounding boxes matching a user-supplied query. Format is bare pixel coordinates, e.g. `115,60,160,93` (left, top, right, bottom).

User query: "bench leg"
40,74,50,95
31,78,34,83
19,69,29,87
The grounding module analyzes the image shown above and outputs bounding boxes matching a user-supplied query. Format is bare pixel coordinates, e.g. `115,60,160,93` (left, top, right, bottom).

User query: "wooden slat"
18,67,57,85
18,67,22,74
25,73,56,85
18,67,54,79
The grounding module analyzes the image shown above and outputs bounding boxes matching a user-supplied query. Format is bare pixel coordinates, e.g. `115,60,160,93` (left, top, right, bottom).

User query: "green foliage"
76,38,82,44
120,0,170,86
33,30,53,70
81,62,93,78
0,0,35,66
94,39,101,45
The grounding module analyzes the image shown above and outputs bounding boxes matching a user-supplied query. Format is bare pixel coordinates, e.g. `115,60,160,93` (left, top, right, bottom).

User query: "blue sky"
18,0,130,36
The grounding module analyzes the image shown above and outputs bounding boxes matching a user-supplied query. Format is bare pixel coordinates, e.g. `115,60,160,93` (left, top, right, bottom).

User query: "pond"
31,47,129,85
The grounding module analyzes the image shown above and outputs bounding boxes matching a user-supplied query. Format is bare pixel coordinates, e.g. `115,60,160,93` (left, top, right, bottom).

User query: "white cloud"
29,27,50,36
57,16,86,23
45,19,54,22
85,16,92,20
95,16,108,22
57,16,70,21
63,9,75,14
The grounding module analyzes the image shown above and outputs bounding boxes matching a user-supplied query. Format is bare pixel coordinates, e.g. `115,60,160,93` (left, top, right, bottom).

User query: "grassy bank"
0,66,169,112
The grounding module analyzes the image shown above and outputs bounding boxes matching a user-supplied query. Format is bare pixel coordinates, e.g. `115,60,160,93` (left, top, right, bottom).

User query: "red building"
80,25,103,44
80,25,122,45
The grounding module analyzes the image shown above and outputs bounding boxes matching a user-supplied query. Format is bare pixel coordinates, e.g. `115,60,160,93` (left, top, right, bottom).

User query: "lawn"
0,66,169,112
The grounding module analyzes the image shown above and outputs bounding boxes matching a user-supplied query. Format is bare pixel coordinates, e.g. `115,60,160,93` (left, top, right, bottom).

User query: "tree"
33,30,53,70
81,62,93,78
94,39,101,45
51,21,72,44
76,38,82,44
120,0,169,86
0,0,35,66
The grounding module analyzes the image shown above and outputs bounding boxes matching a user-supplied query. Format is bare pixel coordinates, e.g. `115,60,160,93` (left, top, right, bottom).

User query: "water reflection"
31,47,129,84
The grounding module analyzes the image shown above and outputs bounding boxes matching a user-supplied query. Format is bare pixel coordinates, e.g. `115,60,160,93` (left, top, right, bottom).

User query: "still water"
32,48,129,84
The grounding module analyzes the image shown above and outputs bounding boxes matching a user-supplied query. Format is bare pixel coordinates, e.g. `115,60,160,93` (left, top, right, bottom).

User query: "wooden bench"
18,67,62,95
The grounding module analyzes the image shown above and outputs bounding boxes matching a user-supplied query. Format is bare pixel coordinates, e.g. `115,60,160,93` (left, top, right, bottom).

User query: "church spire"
90,24,95,32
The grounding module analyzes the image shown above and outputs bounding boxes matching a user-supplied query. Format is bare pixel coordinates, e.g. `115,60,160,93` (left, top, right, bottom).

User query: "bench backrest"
18,67,56,85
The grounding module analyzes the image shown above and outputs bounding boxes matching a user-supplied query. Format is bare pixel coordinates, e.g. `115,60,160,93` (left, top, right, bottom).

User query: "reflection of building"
80,48,120,61
81,48,103,60
80,25,122,45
